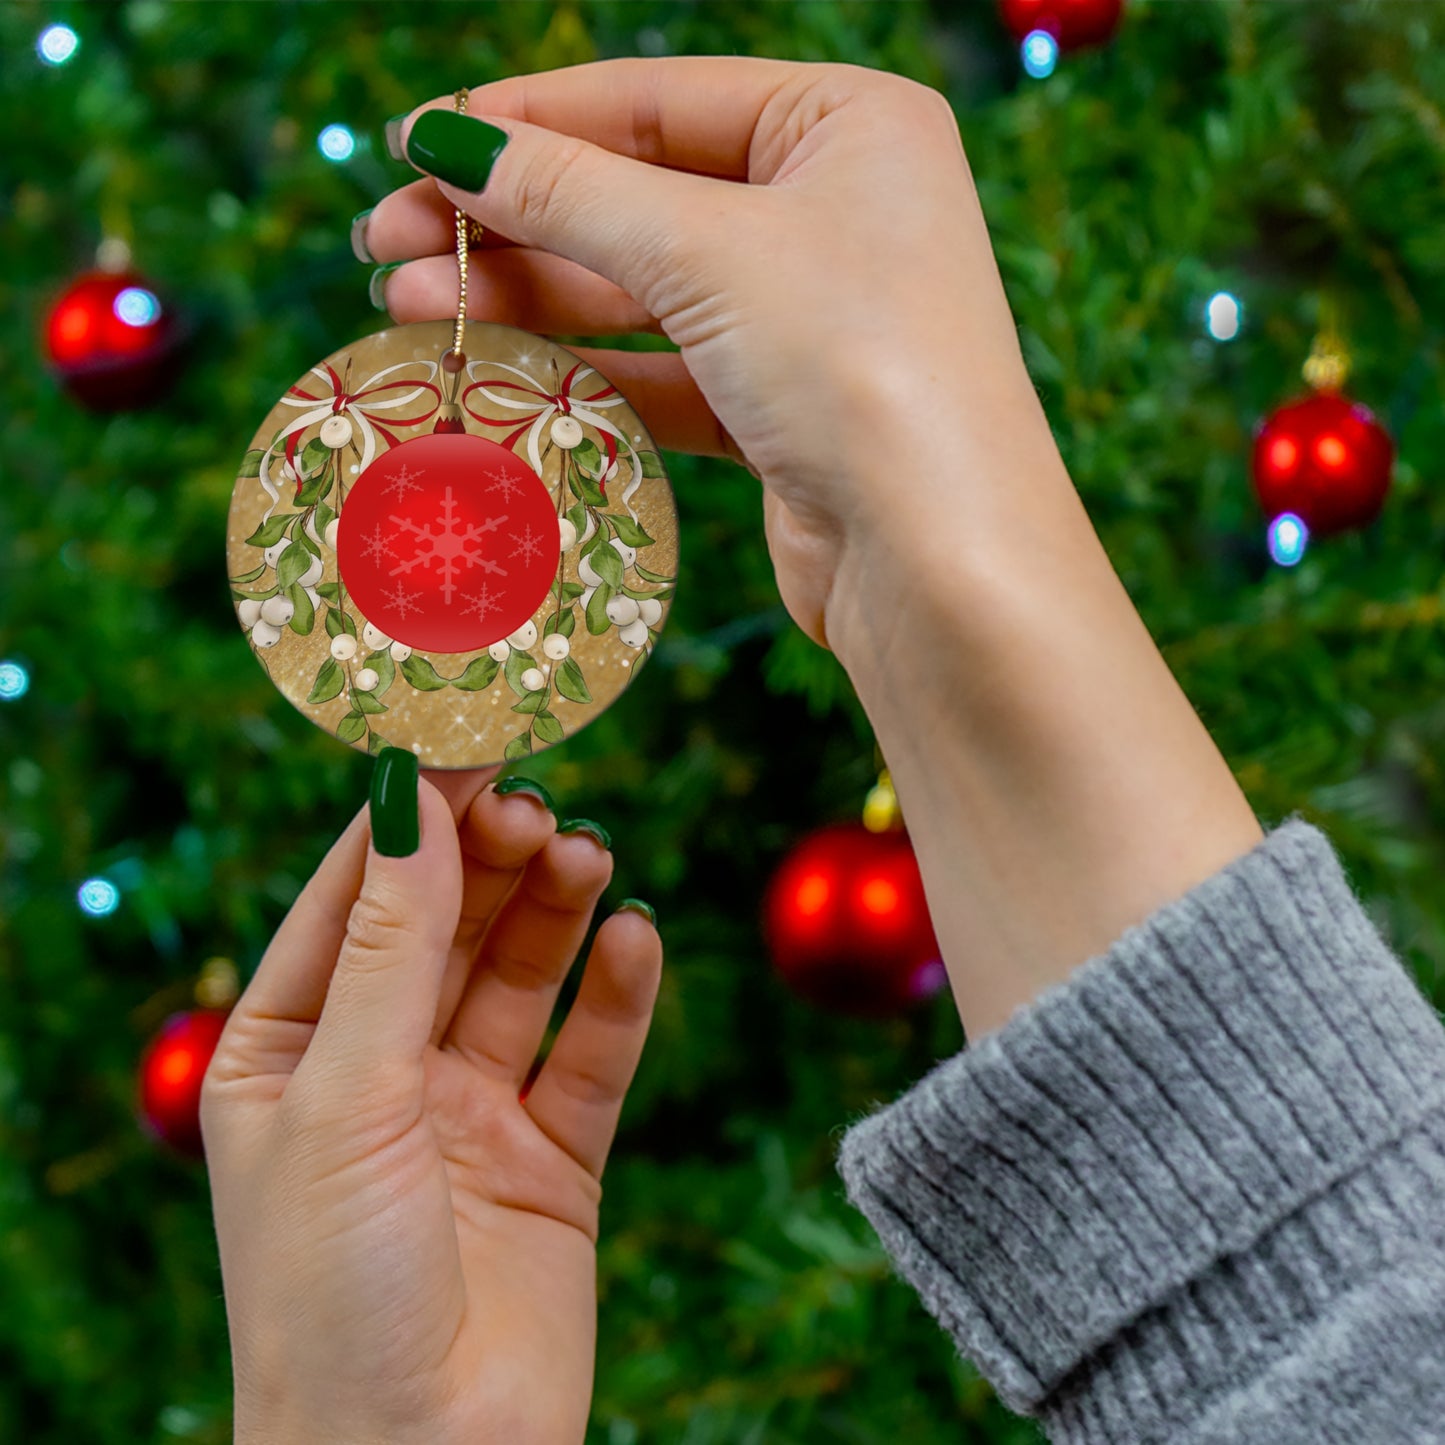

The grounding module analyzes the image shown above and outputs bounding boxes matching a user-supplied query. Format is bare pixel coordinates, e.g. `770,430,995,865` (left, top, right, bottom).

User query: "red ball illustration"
763,823,946,1017
998,0,1125,49
1251,392,1394,537
338,432,560,653
137,1009,230,1158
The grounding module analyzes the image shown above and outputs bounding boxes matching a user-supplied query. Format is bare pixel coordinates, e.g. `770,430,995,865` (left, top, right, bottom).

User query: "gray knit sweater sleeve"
835,818,1445,1443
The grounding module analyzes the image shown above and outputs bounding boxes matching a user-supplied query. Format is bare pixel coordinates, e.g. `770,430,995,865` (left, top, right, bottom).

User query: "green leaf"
565,502,586,535
543,608,577,638
590,542,624,590
238,447,265,478
324,606,356,638
367,731,389,757
316,581,341,602
231,585,280,602
364,648,396,696
453,654,501,691
503,732,532,761
573,437,602,476
245,514,291,549
608,513,655,548
533,711,565,744
400,655,449,691
314,500,337,537
504,647,537,697
295,468,333,508
556,656,593,704
307,658,345,704
634,562,675,585
636,450,666,478
336,713,367,744
353,688,387,714
511,689,550,714
569,459,606,508
560,580,586,602
231,562,267,585
286,582,315,635
585,583,614,636
301,436,331,474
277,544,311,590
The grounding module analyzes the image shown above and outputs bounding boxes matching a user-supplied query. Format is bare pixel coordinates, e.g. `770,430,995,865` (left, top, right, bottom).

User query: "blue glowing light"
114,287,161,327
318,124,356,162
1022,30,1059,79
1205,291,1242,342
0,661,29,701
78,877,121,917
38,24,79,66
1268,512,1309,567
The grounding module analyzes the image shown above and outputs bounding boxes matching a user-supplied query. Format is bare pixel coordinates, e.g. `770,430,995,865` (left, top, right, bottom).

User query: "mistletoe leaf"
364,648,396,696
504,647,537,697
367,731,390,757
608,513,655,548
585,583,614,635
231,562,267,585
353,688,388,715
590,543,624,590
569,458,606,508
565,502,586,535
636,450,666,479
400,655,449,691
533,711,565,744
336,713,367,744
307,658,345,705
238,448,265,478
231,586,280,602
286,582,315,635
634,562,675,585
324,606,356,638
316,581,341,602
453,654,501,692
556,657,593,704
295,467,333,508
277,544,312,590
245,514,291,549
301,437,331,474
511,690,550,714
573,437,602,475
503,732,532,761
560,580,586,602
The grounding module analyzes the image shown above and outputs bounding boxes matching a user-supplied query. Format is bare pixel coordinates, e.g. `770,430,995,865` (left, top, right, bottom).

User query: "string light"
114,287,162,327
1205,291,1243,341
37,24,79,66
1267,512,1309,567
317,124,356,162
1022,30,1059,79
0,660,29,701
77,877,121,917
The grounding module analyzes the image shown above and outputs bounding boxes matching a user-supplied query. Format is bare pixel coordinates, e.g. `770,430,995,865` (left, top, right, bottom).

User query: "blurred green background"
3,1,1444,1441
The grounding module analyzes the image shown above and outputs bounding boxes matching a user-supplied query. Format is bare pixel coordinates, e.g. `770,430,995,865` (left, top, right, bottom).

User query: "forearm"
825,386,1262,1040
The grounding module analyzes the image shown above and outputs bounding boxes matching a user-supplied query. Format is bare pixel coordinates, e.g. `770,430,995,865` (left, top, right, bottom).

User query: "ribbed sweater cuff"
835,818,1445,1430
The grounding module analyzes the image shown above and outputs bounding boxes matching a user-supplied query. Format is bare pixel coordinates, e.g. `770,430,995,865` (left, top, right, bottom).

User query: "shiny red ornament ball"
1251,392,1394,537
998,0,1124,49
137,1009,230,1157
763,822,946,1017
44,270,181,410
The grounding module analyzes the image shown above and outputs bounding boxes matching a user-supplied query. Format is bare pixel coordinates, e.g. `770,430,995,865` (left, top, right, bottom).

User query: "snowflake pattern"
460,583,502,621
381,462,424,502
485,466,526,504
388,486,509,603
383,582,421,620
361,523,398,564
510,524,545,566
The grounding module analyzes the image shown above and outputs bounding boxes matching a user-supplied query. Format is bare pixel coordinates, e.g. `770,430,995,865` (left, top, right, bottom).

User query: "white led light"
78,877,121,917
114,287,161,327
0,660,29,700
1267,512,1308,567
1205,291,1242,342
1022,30,1059,80
38,24,79,66
318,124,356,162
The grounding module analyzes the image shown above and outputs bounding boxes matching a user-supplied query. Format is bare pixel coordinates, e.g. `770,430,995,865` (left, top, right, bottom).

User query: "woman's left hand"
201,764,662,1445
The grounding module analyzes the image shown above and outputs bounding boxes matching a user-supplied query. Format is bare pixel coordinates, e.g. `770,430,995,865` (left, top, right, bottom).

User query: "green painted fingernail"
350,208,375,264
558,817,611,850
370,747,420,857
617,898,656,926
494,775,556,812
384,113,409,162
405,110,510,192
369,261,403,311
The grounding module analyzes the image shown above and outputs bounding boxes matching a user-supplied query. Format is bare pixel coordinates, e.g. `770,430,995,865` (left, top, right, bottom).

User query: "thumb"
303,750,463,1089
398,106,742,316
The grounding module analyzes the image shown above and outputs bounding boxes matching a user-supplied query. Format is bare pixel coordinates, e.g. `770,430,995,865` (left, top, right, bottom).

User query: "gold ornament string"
451,88,472,360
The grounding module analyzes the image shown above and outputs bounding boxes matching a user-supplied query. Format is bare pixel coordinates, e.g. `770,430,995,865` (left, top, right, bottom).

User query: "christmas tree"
3,3,1443,1441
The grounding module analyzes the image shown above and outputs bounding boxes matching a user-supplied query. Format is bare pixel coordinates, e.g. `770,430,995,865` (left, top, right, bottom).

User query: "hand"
361,56,1052,656
202,768,662,1445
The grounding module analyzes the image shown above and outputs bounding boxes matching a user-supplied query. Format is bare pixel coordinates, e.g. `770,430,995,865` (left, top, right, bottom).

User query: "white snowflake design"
383,582,421,620
388,486,509,604
510,524,546,566
361,523,397,564
486,466,526,503
460,583,502,621
381,462,424,502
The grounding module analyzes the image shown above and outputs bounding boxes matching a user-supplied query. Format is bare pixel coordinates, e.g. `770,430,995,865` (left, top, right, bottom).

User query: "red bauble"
338,431,560,653
763,822,946,1017
137,1009,230,1157
998,0,1124,49
1251,392,1394,537
44,270,181,410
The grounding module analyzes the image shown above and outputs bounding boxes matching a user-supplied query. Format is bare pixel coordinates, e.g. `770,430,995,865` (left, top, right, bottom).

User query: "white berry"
251,619,283,648
389,642,412,662
520,667,546,692
362,622,390,650
577,553,603,587
542,633,570,660
550,414,584,450
323,518,340,549
508,619,538,650
558,517,577,551
260,595,295,627
263,540,289,570
638,598,663,627
237,599,263,628
606,594,640,627
618,618,649,649
298,552,324,587
609,537,637,569
330,634,358,661
319,414,353,449
578,510,597,546
487,641,511,663
354,667,380,692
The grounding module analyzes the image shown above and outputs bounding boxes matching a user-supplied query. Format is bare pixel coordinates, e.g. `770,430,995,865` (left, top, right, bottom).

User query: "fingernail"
350,208,375,264
616,897,656,926
370,747,420,857
493,775,556,813
405,110,510,192
384,113,409,162
558,817,611,850
369,261,404,311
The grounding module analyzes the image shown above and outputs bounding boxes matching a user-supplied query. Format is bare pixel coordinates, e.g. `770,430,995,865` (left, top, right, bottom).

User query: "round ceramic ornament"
226,315,677,766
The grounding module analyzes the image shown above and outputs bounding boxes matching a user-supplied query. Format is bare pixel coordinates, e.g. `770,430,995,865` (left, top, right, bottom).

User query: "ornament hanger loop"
449,87,477,363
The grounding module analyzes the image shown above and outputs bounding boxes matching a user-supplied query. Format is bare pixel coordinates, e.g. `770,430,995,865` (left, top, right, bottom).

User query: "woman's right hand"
361,57,1066,661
